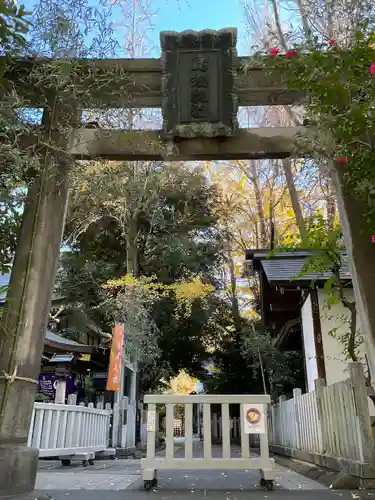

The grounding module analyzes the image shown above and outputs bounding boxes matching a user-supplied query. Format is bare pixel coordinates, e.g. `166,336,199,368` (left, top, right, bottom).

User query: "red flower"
371,235,375,243
329,39,335,46
285,49,297,56
370,62,375,74
270,47,280,55
335,156,348,165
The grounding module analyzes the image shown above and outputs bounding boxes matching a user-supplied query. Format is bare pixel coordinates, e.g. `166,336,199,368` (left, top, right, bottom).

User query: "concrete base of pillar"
0,444,39,497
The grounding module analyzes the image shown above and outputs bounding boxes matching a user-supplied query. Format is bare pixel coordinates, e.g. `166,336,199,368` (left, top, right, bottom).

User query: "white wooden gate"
28,402,111,458
141,394,275,490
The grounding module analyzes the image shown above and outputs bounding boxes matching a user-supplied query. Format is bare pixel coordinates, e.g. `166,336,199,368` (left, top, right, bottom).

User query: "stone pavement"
33,442,374,500
27,491,375,500
36,441,326,492
36,457,327,491
36,459,142,490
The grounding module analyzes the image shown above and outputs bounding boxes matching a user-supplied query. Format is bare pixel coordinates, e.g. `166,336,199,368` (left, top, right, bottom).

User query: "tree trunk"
126,217,139,278
295,0,311,40
326,195,336,230
269,0,287,48
326,171,336,230
228,250,242,331
266,2,308,242
281,159,307,241
249,162,268,247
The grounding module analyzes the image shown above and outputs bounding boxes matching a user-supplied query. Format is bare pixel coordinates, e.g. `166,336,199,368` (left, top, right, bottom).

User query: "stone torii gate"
0,27,375,496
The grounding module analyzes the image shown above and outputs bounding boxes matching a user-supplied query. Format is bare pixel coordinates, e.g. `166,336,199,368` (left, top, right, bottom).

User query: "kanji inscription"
190,54,209,120
160,28,238,139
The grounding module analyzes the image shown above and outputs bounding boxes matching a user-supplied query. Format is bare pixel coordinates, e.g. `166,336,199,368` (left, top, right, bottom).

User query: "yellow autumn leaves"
103,273,214,303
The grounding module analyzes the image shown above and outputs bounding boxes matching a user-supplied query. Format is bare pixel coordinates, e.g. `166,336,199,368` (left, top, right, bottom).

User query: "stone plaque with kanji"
160,28,238,139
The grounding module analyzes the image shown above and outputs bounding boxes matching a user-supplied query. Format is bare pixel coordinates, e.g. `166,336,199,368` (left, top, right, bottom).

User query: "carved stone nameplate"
160,28,238,139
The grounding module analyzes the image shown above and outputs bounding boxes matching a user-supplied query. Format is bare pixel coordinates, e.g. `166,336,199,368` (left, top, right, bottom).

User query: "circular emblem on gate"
246,407,261,424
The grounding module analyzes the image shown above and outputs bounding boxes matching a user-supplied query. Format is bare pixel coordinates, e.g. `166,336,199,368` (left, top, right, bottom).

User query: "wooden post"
127,368,137,448
120,396,128,448
212,413,218,440
140,408,148,446
96,393,104,409
55,379,66,404
67,393,77,406
0,101,80,496
349,362,374,463
270,406,276,445
278,395,286,445
314,378,326,455
105,402,112,448
279,395,286,405
111,353,124,449
293,388,302,450
112,400,120,448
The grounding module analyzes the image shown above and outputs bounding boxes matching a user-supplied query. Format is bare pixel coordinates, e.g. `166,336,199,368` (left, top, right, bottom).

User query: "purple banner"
38,373,76,397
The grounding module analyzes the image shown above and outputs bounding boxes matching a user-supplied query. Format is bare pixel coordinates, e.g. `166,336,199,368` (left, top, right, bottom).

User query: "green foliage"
304,214,344,250
276,213,361,362
57,162,224,391
0,0,30,271
29,0,116,58
0,0,119,272
57,255,222,393
66,161,221,280
0,189,23,272
200,302,301,400
241,321,301,400
0,0,30,53
141,296,216,393
258,33,375,231
102,274,161,368
295,215,343,287
59,326,82,342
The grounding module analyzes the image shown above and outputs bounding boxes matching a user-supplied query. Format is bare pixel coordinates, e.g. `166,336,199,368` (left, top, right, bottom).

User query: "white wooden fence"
142,394,275,490
211,414,241,441
28,402,111,457
126,402,137,448
269,363,375,478
111,396,137,449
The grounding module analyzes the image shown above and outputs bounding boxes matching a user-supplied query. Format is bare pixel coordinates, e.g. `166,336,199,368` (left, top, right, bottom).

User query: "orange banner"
106,323,124,391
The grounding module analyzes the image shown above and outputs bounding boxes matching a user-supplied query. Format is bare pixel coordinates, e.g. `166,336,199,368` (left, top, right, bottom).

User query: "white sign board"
147,409,156,432
243,403,266,434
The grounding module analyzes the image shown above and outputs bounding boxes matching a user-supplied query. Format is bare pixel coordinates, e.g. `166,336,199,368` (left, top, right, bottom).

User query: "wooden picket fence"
166,413,242,441
211,414,241,441
269,363,375,478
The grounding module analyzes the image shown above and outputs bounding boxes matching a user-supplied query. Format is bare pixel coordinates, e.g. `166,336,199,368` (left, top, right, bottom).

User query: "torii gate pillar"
334,167,375,385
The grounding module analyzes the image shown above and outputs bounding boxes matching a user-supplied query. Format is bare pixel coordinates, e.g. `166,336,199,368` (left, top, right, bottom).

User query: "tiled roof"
258,251,351,284
45,330,83,346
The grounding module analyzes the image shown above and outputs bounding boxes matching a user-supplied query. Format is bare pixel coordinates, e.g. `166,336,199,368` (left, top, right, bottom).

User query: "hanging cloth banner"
106,323,124,391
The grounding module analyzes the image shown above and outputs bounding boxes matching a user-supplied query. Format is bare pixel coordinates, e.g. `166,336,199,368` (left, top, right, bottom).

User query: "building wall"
302,288,367,390
318,288,366,386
